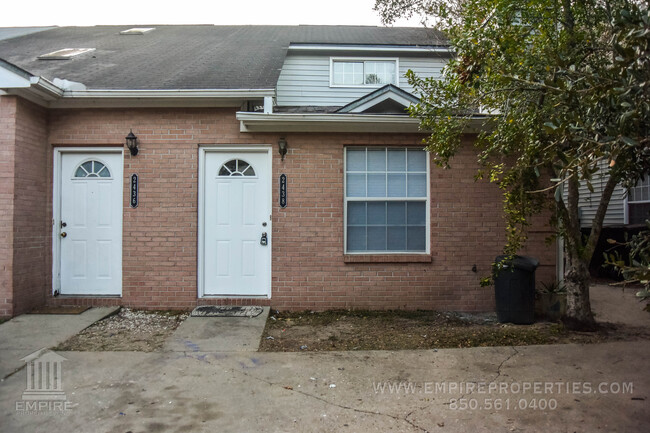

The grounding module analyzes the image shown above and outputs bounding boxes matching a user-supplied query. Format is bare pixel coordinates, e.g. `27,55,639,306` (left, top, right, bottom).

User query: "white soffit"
236,112,422,133
236,112,490,133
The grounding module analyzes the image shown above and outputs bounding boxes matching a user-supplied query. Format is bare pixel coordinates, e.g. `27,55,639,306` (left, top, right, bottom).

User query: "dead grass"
259,309,648,352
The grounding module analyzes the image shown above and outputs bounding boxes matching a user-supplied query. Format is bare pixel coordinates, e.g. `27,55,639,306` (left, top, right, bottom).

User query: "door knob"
60,232,67,238
260,232,268,246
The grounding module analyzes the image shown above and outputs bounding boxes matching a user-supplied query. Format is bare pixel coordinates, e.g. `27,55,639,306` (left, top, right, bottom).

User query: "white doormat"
191,306,265,317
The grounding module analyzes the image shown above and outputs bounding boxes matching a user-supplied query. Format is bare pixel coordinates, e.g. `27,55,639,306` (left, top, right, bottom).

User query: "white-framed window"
344,147,429,253
628,175,650,224
331,58,398,87
218,159,256,177
73,160,111,178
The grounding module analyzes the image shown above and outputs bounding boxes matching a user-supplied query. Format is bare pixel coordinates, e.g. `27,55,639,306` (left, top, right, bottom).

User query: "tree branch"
526,176,571,194
565,173,582,258
584,172,619,262
501,75,565,92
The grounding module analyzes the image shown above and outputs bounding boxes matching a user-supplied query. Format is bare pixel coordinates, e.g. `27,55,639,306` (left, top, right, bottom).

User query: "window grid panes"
332,60,397,86
333,61,364,86
364,61,396,85
218,159,256,177
345,148,427,253
629,175,650,203
628,175,650,224
74,160,110,178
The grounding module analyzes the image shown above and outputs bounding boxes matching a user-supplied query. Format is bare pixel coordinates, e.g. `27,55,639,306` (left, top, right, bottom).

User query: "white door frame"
198,145,272,298
52,147,124,296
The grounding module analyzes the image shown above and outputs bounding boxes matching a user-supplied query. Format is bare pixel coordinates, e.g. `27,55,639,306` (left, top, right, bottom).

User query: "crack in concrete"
183,352,432,432
490,346,519,385
457,346,520,400
404,406,434,432
2,364,25,381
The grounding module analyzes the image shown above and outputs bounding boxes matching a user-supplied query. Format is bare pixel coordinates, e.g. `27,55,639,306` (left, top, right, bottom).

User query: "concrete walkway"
0,306,119,380
164,307,270,352
590,283,649,327
0,288,647,432
0,342,647,432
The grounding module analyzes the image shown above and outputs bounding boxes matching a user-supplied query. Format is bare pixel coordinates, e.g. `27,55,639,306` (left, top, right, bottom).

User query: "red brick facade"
1,96,50,317
0,100,556,317
0,96,17,318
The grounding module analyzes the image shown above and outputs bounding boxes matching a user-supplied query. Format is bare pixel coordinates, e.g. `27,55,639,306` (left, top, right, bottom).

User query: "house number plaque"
279,174,287,208
130,174,138,208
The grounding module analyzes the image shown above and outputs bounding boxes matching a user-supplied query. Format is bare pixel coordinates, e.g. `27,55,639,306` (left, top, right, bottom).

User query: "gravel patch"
54,308,189,352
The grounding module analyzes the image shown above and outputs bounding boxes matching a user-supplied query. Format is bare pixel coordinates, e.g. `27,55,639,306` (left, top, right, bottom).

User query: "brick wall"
44,107,555,312
0,96,17,318
12,98,49,315
0,96,50,318
272,134,555,311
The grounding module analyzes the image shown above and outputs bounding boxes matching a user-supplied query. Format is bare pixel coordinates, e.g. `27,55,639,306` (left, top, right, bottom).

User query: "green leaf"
621,136,639,146
543,122,558,132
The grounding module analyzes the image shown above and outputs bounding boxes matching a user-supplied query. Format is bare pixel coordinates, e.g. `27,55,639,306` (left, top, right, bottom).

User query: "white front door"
202,150,271,296
57,152,123,295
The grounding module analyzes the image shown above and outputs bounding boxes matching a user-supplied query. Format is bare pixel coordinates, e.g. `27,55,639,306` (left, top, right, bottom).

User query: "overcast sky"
1,0,422,27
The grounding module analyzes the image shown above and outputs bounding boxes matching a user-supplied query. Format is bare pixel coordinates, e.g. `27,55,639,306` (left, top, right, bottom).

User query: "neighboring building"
574,167,650,229
0,25,556,318
564,164,650,278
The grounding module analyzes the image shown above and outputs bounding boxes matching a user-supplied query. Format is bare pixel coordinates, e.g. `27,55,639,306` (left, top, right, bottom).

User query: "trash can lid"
495,255,540,272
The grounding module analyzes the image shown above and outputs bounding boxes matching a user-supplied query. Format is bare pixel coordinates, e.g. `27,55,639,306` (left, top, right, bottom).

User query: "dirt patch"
259,310,650,352
54,308,189,352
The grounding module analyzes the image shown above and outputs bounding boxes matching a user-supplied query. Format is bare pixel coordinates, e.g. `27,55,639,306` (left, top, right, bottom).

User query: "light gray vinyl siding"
276,54,445,106
576,176,627,228
562,163,627,228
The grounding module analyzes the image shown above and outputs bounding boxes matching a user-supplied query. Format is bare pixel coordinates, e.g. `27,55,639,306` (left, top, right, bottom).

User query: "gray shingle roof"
0,25,447,90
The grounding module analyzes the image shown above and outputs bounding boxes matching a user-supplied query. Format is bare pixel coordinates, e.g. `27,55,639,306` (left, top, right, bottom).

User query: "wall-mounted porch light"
278,137,288,161
125,130,138,156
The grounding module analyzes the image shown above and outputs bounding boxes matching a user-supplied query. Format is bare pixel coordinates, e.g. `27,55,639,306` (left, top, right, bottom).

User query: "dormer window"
331,58,398,87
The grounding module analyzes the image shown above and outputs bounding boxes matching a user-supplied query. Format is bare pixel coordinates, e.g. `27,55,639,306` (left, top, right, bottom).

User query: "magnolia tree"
375,0,650,329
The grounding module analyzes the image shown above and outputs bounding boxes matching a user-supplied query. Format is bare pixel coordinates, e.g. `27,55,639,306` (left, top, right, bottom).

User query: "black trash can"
493,255,539,324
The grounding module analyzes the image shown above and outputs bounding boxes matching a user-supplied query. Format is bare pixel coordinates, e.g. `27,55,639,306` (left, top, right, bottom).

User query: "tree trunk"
559,172,600,331
563,255,597,330
561,168,618,330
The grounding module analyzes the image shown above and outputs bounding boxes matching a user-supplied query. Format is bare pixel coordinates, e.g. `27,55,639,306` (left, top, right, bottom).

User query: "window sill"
344,254,432,264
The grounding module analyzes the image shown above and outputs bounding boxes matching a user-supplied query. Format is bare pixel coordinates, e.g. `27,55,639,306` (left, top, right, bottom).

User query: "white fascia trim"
0,65,62,104
237,112,419,123
1,63,274,104
61,88,275,99
346,93,413,113
237,112,492,133
289,44,452,54
237,112,421,133
29,76,64,98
